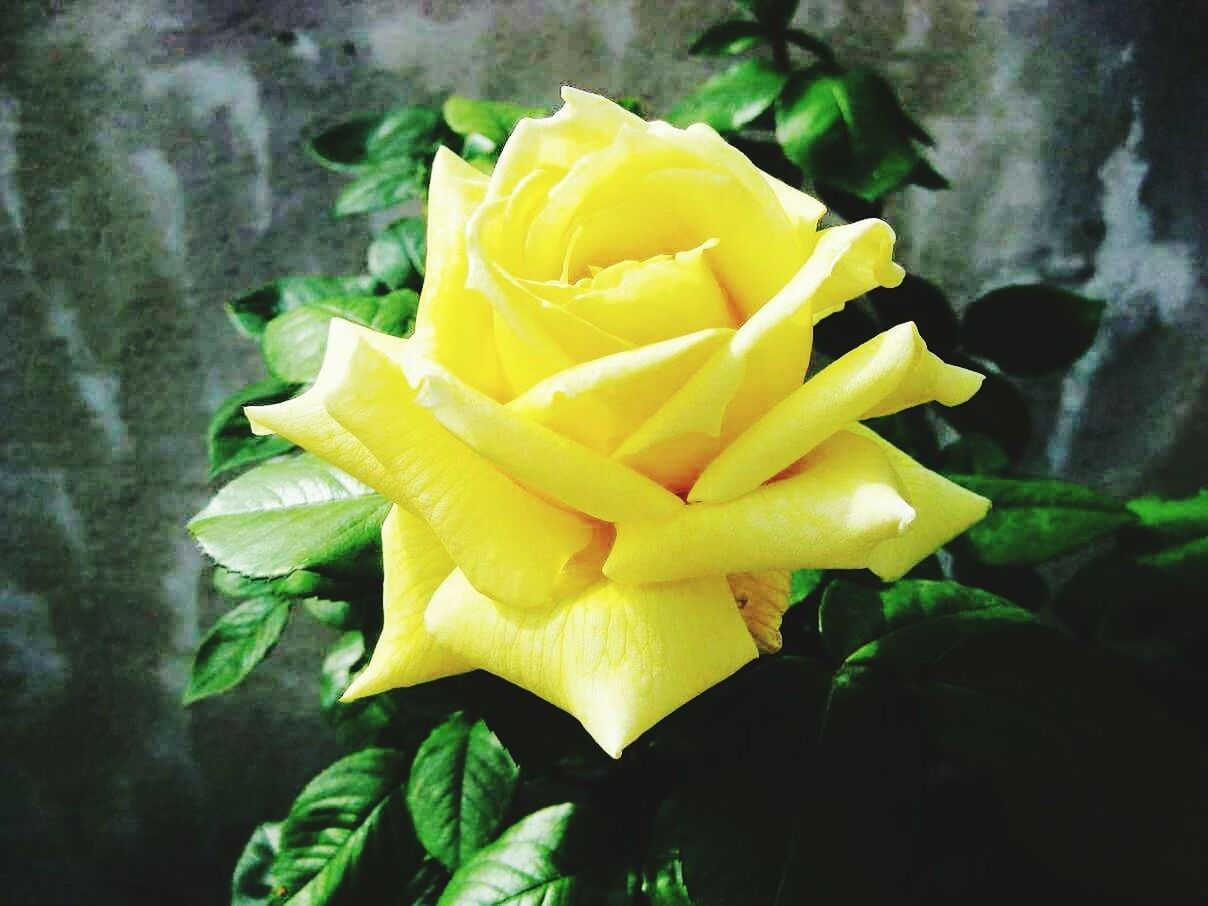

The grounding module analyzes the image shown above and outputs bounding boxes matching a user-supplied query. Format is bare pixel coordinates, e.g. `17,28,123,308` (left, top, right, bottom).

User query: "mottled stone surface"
1,0,1203,902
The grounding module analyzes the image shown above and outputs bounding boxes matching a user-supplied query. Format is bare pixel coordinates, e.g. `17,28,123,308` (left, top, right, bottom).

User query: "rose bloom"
248,88,987,757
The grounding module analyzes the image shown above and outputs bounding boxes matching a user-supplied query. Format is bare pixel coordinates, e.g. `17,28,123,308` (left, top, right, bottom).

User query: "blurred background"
1,0,1204,902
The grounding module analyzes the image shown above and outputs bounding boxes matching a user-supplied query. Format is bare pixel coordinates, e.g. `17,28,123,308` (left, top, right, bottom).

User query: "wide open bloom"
248,87,988,757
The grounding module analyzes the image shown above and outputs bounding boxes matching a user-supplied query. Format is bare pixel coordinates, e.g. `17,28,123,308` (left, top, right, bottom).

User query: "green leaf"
407,712,520,871
688,20,768,56
227,275,381,340
233,821,283,906
1127,488,1208,542
935,369,1032,460
272,748,423,904
775,67,938,202
365,106,445,161
438,803,635,905
666,59,787,132
789,568,824,606
308,106,443,171
670,658,923,906
184,596,290,703
920,624,1208,898
640,846,693,906
302,597,357,631
950,475,1134,565
961,284,1105,375
401,859,451,906
818,579,1034,673
334,159,427,216
261,290,418,384
442,97,547,149
208,378,299,478
213,567,326,601
189,454,390,578
367,217,426,289
736,0,799,30
320,630,366,710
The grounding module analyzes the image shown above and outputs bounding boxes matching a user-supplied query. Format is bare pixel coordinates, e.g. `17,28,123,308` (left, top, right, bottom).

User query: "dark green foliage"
950,475,1135,565
308,106,444,172
184,596,290,703
226,275,382,339
407,712,521,871
208,378,298,477
270,749,424,904
232,822,283,906
666,59,787,132
962,285,1105,375
367,217,426,290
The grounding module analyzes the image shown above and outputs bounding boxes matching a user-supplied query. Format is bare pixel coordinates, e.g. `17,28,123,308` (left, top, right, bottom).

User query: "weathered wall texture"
2,1,1203,902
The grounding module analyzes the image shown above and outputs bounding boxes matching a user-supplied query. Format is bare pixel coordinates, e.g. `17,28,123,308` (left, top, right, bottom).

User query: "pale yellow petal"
728,570,791,654
321,334,595,607
690,322,983,502
613,219,905,490
488,86,646,203
851,425,992,580
523,241,735,346
524,122,801,313
244,318,411,494
761,172,826,253
401,355,684,523
342,506,468,699
423,566,758,758
604,431,915,584
506,327,733,453
465,196,633,395
412,147,506,397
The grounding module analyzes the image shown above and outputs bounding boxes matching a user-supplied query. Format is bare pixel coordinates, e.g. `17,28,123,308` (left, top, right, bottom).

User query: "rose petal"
423,562,758,758
466,196,633,396
412,147,506,397
245,318,412,493
761,172,826,252
523,122,802,313
604,431,915,583
342,506,468,699
521,241,735,346
320,330,596,607
506,327,733,453
728,570,792,654
690,321,983,503
851,425,992,580
401,354,685,523
613,219,905,490
488,86,647,202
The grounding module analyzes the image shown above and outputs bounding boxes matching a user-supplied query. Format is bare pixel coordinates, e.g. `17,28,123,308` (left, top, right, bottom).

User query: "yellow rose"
247,87,988,757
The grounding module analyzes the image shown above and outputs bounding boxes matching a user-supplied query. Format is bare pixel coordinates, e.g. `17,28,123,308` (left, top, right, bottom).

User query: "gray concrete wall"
2,1,1204,902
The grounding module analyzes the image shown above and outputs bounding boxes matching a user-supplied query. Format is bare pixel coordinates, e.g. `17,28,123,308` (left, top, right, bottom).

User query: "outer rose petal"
760,172,826,253
319,330,595,608
342,506,468,700
423,564,758,758
412,147,505,398
852,425,992,580
245,319,415,495
613,219,904,490
604,431,916,584
400,354,685,523
690,321,983,502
